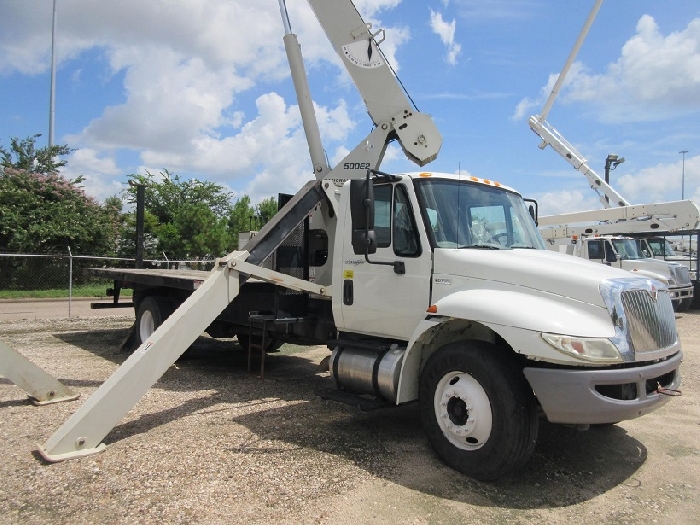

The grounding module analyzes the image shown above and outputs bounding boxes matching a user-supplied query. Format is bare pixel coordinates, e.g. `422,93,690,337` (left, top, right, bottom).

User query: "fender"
395,288,615,404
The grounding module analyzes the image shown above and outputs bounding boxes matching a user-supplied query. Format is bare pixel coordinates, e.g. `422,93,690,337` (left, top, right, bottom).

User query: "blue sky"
1,0,699,215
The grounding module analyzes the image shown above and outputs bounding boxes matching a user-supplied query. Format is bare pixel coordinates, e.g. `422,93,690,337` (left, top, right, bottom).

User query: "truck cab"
318,171,682,479
551,234,693,311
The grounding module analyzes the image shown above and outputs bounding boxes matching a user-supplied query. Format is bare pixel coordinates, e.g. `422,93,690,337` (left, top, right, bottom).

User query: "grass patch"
0,284,133,299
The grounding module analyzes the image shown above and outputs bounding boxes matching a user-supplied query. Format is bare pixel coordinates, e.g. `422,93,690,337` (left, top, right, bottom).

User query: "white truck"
549,234,693,310
11,0,682,481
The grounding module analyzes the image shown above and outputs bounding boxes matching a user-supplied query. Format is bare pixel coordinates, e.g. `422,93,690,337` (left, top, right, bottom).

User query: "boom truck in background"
12,0,683,481
637,236,698,274
526,0,700,309
546,233,694,311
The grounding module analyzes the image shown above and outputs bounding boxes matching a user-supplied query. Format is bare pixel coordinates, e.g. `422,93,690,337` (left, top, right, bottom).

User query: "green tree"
124,170,235,259
0,167,118,254
255,196,278,225
228,196,255,249
121,169,278,260
0,134,73,174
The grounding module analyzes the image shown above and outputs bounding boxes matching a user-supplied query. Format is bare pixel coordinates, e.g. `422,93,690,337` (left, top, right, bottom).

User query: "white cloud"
617,154,700,204
512,63,583,120
536,190,600,216
429,10,461,65
60,148,124,203
516,16,700,122
0,0,408,202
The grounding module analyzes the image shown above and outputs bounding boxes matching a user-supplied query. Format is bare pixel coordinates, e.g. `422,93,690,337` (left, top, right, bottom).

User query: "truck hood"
616,258,690,286
433,248,631,308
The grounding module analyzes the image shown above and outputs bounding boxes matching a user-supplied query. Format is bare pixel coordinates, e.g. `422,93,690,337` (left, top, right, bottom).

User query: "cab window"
373,184,421,256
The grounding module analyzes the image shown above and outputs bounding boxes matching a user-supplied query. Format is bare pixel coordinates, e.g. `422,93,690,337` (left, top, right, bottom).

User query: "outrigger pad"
0,340,79,405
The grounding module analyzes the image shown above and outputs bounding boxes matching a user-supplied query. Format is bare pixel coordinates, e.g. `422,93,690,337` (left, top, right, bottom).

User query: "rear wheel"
419,341,538,480
135,296,175,346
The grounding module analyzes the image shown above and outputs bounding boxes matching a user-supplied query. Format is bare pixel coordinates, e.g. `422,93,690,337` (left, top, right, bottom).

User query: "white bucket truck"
548,234,693,311
6,0,682,481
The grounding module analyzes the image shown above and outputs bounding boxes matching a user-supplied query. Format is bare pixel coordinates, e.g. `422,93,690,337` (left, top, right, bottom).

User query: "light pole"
604,154,625,204
680,150,688,199
49,0,57,148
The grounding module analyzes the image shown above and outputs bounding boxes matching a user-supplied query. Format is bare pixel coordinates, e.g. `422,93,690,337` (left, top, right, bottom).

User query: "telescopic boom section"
279,0,331,179
529,0,632,209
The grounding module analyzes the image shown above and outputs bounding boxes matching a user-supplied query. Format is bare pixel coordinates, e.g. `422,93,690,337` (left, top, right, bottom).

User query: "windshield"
611,239,644,260
414,179,546,250
646,239,678,257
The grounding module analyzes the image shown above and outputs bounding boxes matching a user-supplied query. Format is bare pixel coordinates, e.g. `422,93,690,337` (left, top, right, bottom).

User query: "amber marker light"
427,304,438,313
419,172,432,177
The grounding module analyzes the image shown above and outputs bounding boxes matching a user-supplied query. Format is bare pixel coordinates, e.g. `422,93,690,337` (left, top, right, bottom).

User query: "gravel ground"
1,310,699,524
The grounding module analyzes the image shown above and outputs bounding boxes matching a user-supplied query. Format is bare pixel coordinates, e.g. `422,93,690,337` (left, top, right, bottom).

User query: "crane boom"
529,0,632,209
529,0,700,237
304,0,442,177
529,116,630,208
538,200,700,241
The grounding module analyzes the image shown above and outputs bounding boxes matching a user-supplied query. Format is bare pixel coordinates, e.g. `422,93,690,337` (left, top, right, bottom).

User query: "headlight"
541,333,623,363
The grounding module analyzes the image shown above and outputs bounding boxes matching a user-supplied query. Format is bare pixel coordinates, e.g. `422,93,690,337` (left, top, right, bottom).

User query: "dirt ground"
0,306,698,524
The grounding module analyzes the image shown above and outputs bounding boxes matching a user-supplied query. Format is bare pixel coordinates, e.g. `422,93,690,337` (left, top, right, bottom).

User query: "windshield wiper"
460,244,503,250
511,244,536,249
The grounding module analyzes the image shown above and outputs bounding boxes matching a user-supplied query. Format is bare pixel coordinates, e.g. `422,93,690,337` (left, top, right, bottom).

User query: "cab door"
338,182,433,340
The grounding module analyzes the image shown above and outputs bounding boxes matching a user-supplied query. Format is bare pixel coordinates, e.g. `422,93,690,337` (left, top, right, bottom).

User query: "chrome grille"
620,289,677,353
676,265,691,285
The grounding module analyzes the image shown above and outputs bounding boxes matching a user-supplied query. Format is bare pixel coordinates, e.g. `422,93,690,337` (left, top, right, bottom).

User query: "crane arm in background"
538,200,700,241
528,0,632,209
529,116,631,208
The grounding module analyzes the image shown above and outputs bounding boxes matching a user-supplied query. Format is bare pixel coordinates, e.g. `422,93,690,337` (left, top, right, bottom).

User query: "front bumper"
523,351,682,424
669,284,693,304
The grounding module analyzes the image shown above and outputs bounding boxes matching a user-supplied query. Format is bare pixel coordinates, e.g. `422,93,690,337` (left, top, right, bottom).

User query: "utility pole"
680,150,688,200
49,0,57,148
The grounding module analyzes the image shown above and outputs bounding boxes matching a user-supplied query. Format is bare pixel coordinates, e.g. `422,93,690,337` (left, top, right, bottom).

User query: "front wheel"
676,297,693,312
419,341,538,480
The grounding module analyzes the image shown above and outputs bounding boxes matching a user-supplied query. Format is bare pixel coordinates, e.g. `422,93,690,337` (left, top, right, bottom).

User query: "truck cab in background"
550,235,693,311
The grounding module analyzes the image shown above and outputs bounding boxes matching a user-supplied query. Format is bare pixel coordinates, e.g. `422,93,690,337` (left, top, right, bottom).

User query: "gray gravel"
1,311,699,524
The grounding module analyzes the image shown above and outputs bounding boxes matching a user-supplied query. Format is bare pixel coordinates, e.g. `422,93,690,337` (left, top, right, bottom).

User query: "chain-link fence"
0,252,215,295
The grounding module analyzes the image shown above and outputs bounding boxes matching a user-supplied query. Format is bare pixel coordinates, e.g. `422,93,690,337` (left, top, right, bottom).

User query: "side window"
374,185,392,248
587,240,602,259
393,185,421,257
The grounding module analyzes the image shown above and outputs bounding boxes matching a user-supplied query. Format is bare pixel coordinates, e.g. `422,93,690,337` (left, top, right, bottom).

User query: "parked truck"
548,234,693,310
25,0,682,481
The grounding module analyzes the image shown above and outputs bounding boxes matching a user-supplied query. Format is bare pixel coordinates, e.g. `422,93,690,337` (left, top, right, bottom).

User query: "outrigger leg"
0,340,80,406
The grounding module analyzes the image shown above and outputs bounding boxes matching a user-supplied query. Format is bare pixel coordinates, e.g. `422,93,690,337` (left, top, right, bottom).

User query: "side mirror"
350,178,377,255
523,198,538,226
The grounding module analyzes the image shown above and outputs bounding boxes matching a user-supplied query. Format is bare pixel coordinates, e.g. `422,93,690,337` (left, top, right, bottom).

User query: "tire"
676,297,693,312
135,296,175,346
419,340,538,481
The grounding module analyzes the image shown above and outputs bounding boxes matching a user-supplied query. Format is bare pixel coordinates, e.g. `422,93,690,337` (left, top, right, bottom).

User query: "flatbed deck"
89,267,210,291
